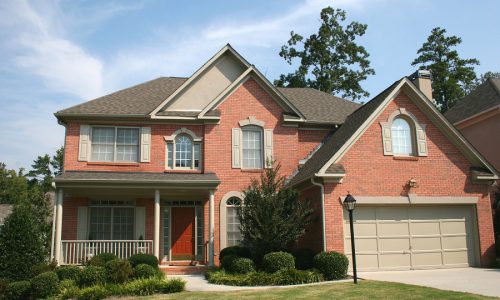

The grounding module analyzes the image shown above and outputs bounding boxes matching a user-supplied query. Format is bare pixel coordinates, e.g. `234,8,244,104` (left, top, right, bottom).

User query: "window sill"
164,170,202,174
87,162,140,166
241,169,264,173
393,156,419,161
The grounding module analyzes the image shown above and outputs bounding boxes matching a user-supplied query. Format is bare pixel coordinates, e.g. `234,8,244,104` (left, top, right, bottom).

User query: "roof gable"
289,78,499,186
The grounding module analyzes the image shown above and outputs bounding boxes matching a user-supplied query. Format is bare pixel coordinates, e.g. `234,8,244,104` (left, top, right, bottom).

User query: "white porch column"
154,190,160,259
50,192,58,261
54,188,63,265
209,190,215,266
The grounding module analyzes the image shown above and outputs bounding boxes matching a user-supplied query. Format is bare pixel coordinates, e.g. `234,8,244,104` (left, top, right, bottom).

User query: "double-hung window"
242,126,263,169
91,127,140,162
89,200,134,240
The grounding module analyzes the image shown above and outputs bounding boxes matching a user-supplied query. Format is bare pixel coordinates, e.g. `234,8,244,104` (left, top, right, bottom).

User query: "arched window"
242,125,263,169
391,117,414,155
175,135,193,168
165,129,202,170
226,197,242,247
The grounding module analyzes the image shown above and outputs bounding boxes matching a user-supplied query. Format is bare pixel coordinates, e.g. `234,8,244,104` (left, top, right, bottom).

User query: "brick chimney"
409,70,433,101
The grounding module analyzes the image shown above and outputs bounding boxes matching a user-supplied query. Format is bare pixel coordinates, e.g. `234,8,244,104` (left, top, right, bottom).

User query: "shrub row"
206,269,323,286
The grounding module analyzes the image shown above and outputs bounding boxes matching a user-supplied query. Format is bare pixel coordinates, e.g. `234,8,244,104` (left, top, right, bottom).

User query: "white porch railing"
60,240,153,265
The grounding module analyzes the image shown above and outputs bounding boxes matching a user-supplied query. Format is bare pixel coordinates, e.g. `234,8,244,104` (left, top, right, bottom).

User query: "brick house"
52,45,498,273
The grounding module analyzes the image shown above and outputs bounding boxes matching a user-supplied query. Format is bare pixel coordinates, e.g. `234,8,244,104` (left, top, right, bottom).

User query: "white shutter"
135,207,146,240
380,122,393,155
264,129,273,168
77,207,88,240
140,127,151,162
416,124,428,156
232,128,242,168
78,125,90,161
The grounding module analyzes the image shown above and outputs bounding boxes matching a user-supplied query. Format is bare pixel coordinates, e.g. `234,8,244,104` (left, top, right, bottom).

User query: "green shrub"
231,257,255,274
123,278,185,296
128,253,159,269
262,251,295,273
4,280,31,300
313,251,349,280
0,205,46,281
31,271,59,298
56,265,82,281
133,263,157,279
105,259,133,283
87,253,117,267
220,254,239,272
78,285,110,300
0,278,10,296
292,248,315,270
58,279,80,300
78,266,107,287
206,270,247,286
244,272,275,286
219,246,252,262
273,268,323,285
31,261,57,275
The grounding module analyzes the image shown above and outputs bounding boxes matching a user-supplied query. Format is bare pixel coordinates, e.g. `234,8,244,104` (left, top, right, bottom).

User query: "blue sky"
1,0,499,170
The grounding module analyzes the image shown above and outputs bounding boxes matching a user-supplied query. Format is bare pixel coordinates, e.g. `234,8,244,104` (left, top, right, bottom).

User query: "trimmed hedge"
231,257,256,274
78,284,110,300
105,259,133,283
128,253,159,269
292,248,315,270
313,251,349,280
123,278,186,296
133,263,157,279
31,271,59,298
219,246,251,262
56,265,82,281
206,269,323,286
4,280,31,300
78,266,107,287
262,251,295,273
88,253,117,267
273,268,323,285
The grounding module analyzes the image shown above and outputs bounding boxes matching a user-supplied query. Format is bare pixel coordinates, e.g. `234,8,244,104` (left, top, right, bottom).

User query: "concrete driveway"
359,268,500,298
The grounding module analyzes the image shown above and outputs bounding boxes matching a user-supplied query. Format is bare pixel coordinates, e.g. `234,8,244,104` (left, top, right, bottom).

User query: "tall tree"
239,162,313,262
411,27,479,112
27,146,64,193
275,7,375,100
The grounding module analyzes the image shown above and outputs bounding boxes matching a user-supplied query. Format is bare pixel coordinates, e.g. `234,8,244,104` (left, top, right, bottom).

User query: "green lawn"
118,280,496,300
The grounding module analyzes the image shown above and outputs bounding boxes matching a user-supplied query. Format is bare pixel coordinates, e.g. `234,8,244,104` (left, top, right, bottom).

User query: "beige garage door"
343,205,477,271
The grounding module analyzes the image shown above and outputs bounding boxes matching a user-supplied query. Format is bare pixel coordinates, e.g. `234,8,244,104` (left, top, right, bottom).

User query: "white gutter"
310,177,327,252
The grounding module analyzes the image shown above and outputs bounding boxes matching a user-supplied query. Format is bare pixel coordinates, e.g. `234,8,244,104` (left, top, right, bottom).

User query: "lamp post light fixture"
344,194,357,284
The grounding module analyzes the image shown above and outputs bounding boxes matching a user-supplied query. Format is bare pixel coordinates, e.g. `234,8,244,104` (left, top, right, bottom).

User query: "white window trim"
241,125,264,170
164,128,203,170
380,108,427,157
219,191,244,251
90,126,141,163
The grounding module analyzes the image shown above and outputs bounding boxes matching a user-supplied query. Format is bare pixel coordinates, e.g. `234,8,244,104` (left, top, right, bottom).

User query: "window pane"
194,143,201,169
116,128,139,162
227,204,242,247
391,118,413,155
175,135,193,168
91,127,115,161
89,207,112,240
242,128,263,169
113,208,134,240
167,143,173,169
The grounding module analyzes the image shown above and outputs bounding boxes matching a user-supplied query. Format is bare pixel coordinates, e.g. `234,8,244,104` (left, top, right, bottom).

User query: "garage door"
343,205,477,271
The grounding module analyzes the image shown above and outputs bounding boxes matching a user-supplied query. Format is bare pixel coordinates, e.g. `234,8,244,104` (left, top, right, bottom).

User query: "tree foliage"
239,163,313,262
27,146,64,193
275,7,375,100
411,27,479,112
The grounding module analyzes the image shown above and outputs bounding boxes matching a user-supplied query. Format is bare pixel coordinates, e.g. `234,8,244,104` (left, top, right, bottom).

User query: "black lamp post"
344,194,357,284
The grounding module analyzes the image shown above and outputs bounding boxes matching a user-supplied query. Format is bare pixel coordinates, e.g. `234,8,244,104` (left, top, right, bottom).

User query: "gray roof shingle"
278,88,361,124
445,78,500,124
55,171,220,184
288,80,401,186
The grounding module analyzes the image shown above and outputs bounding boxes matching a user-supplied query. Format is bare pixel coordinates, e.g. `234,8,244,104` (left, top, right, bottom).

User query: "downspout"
311,176,327,252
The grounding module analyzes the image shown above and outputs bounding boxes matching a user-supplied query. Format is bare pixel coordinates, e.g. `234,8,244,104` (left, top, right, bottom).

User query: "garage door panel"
411,236,441,251
349,223,377,236
376,207,408,221
412,252,442,267
410,221,440,235
346,254,379,271
345,238,377,252
409,207,443,220
443,250,469,265
379,253,411,268
378,238,409,252
344,207,376,221
442,235,467,250
441,221,467,235
377,222,409,236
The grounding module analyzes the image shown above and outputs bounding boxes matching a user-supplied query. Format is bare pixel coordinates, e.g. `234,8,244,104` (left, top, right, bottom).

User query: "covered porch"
52,171,220,266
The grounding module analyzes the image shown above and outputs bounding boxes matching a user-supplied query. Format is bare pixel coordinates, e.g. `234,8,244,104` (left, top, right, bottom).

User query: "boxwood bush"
4,280,31,300
105,259,133,283
78,266,107,287
58,279,80,300
292,248,315,270
220,254,239,272
56,265,82,281
231,257,255,274
262,251,295,273
88,253,117,267
31,261,57,276
219,246,252,262
128,253,159,269
313,251,349,280
133,263,157,279
273,268,323,285
31,271,59,299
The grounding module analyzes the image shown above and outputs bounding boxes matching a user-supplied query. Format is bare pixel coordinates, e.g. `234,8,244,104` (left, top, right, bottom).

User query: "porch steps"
160,265,209,275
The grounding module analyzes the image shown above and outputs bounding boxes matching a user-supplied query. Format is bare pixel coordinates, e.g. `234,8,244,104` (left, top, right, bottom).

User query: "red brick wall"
320,91,495,266
298,129,330,161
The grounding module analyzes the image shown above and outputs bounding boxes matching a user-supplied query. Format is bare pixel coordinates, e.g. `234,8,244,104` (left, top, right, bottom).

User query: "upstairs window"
165,128,202,170
391,118,414,155
242,126,263,169
91,127,139,162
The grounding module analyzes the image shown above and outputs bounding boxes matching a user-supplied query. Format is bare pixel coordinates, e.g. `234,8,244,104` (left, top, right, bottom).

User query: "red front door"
171,207,195,260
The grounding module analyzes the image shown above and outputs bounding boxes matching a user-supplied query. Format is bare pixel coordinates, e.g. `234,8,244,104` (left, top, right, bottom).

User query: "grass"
116,280,496,300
